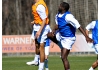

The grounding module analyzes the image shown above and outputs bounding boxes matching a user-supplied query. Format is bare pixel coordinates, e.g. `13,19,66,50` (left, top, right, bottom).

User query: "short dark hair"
60,2,70,11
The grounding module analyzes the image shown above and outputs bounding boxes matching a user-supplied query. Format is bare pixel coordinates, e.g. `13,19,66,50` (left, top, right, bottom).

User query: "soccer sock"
34,54,40,62
39,63,44,70
89,67,94,70
45,59,48,68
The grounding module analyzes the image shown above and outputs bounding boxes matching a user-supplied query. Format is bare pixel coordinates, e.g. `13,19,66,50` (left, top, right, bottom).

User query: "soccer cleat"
45,68,49,70
38,68,44,70
26,60,39,66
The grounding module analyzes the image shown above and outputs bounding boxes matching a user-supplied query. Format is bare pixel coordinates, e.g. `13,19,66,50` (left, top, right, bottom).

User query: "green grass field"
2,55,98,70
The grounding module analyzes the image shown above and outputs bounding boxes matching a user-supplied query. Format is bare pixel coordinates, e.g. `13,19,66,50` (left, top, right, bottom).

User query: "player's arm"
30,30,35,46
35,5,47,38
85,29,89,37
52,24,58,34
85,21,96,37
35,19,46,38
66,14,93,43
78,25,93,43
78,27,93,43
31,39,35,46
52,14,59,34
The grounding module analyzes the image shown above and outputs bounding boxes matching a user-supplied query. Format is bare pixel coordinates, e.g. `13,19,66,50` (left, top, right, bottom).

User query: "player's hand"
31,39,35,46
86,37,93,43
35,31,41,39
52,29,56,35
31,21,34,24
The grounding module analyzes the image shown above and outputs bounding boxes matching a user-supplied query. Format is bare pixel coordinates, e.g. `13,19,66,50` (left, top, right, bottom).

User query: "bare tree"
2,0,98,35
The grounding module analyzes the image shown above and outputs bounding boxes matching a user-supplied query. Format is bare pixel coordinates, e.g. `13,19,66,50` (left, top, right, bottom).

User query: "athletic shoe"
45,68,49,70
38,68,44,70
26,60,38,66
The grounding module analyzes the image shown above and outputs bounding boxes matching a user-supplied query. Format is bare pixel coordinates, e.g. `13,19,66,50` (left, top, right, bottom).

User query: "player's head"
58,2,70,13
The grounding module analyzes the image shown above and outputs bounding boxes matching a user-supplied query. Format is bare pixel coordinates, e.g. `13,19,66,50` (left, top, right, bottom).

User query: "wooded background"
2,0,98,35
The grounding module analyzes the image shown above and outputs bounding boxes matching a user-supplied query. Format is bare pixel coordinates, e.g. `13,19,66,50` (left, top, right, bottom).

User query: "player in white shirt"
53,2,93,70
85,20,98,70
26,22,52,70
29,0,51,70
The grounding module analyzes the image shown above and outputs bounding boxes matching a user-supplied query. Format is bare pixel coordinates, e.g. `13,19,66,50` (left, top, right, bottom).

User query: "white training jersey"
85,21,96,31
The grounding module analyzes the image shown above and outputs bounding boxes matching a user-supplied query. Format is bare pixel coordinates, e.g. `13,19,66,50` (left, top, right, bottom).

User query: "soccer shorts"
61,37,76,50
31,25,51,43
56,32,61,42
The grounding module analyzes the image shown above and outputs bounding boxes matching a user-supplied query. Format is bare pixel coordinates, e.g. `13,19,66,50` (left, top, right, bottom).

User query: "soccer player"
53,2,93,70
85,20,98,70
26,21,52,70
29,0,50,70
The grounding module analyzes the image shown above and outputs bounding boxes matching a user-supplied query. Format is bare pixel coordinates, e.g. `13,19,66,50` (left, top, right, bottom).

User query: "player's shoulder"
37,4,45,10
65,13,75,21
66,14,74,18
90,21,96,25
87,20,96,28
91,20,96,23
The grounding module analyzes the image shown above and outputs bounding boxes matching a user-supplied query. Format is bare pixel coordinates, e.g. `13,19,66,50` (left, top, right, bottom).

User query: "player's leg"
33,31,40,65
89,44,98,70
89,60,98,70
47,32,58,44
38,29,49,70
92,60,98,69
61,48,70,70
26,31,40,66
26,39,40,65
47,32,63,49
39,25,50,70
45,46,49,70
89,56,98,70
61,37,75,70
38,43,45,70
33,39,40,65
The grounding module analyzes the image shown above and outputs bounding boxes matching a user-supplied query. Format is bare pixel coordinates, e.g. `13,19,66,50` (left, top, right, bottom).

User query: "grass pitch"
2,55,98,70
